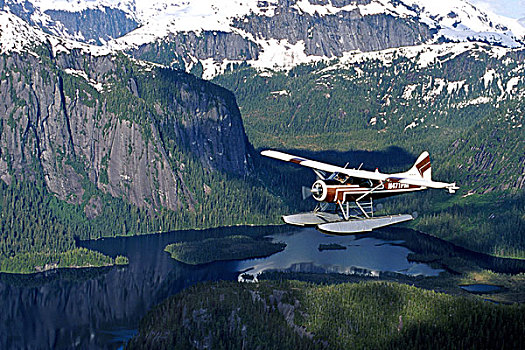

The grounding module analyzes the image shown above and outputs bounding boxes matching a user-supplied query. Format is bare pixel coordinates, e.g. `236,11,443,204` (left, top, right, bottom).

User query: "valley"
0,0,523,348
1,224,524,349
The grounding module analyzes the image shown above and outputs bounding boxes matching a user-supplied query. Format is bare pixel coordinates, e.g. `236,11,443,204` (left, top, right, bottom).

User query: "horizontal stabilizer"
317,214,413,235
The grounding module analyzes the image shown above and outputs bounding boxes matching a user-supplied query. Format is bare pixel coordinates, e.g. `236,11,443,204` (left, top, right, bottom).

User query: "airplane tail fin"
405,151,432,181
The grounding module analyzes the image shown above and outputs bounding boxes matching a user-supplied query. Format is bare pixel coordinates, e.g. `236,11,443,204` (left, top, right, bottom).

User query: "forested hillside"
213,43,525,257
128,280,525,349
0,44,289,273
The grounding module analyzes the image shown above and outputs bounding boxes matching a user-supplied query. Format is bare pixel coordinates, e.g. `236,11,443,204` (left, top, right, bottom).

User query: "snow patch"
249,39,324,71
506,77,520,94
270,90,290,96
482,69,496,88
404,121,418,130
402,84,418,99
424,78,446,101
293,0,356,16
200,58,243,80
63,68,105,92
455,96,491,108
447,80,465,94
0,10,45,54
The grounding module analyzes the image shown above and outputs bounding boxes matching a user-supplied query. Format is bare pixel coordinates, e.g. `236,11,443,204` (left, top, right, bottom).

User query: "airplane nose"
311,180,326,201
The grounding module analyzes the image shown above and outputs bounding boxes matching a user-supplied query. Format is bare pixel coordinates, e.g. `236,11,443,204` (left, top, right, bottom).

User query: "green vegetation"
318,243,346,251
165,234,286,265
383,190,525,258
0,248,113,274
213,47,525,259
128,281,316,349
115,255,129,265
129,280,525,349
0,51,290,273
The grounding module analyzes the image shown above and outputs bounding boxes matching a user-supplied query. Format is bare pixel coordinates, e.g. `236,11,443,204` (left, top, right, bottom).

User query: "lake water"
460,284,503,294
236,228,441,278
0,226,442,349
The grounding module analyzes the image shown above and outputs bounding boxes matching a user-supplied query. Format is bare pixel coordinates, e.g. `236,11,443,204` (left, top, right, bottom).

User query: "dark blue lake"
0,225,443,349
460,284,503,294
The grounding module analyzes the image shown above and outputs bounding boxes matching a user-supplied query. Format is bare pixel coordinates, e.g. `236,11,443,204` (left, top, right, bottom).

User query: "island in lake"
165,234,286,265
318,243,347,251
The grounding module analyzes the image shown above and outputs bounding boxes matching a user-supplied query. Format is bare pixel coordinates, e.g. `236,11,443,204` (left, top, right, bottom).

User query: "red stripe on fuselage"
323,184,424,202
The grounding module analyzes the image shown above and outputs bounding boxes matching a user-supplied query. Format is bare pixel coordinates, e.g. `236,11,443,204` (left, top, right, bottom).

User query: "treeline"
382,190,525,258
0,164,289,272
300,280,524,349
128,280,525,349
213,50,525,259
0,248,113,274
164,234,286,265
127,281,321,350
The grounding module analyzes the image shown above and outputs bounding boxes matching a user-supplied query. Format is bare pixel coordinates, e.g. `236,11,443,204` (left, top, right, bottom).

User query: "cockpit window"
334,173,350,183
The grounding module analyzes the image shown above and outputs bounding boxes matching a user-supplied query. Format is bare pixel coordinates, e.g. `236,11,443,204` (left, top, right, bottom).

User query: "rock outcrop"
130,0,431,71
0,44,251,212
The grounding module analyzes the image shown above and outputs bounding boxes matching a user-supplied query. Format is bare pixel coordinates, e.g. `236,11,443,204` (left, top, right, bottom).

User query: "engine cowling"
311,180,327,202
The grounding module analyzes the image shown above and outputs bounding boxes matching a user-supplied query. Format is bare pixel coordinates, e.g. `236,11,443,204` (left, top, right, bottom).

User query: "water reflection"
236,228,442,279
0,230,241,349
0,226,441,349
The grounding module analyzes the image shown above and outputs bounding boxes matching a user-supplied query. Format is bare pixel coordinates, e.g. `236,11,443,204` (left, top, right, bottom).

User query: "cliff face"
3,1,139,45
0,46,251,212
45,8,139,45
130,1,431,72
231,6,431,57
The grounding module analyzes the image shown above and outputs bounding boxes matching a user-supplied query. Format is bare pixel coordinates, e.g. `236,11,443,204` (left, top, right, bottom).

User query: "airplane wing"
261,150,388,181
261,150,458,192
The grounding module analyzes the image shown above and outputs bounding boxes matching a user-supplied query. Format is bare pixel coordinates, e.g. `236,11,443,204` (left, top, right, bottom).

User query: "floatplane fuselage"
261,150,458,234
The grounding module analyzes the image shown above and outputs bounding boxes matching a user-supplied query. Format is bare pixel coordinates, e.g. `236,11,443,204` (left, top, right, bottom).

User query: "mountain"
3,0,524,78
0,10,251,209
0,9,290,272
214,42,524,192
0,1,523,263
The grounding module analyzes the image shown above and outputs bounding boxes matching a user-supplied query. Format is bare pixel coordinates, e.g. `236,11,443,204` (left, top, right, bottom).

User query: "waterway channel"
0,225,467,349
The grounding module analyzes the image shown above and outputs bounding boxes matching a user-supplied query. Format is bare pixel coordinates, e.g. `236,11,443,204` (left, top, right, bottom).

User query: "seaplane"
261,150,459,234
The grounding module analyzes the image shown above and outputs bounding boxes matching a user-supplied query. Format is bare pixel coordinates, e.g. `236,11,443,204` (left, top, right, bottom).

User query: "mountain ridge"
2,0,524,78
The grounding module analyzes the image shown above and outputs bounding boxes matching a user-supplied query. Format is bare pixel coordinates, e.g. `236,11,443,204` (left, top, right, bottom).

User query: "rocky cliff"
6,0,522,79
129,0,432,74
2,1,139,45
0,44,251,212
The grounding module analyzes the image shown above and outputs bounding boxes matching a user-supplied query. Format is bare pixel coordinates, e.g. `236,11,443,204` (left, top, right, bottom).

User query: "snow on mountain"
100,0,525,49
9,0,525,47
104,0,525,76
0,10,46,54
401,0,525,47
331,42,509,70
1,0,524,76
0,9,112,56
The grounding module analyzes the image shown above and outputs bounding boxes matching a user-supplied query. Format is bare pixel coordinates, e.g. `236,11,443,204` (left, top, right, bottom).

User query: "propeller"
302,186,312,200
